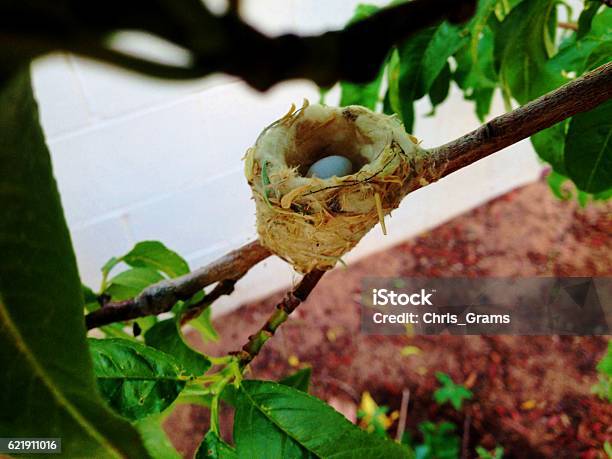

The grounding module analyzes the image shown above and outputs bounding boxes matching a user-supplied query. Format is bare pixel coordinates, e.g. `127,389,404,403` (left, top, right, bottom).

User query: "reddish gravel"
167,177,612,458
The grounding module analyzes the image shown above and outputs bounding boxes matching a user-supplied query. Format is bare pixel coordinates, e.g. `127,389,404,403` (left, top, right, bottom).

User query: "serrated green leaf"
428,62,451,113
135,414,182,459
123,241,190,278
145,318,211,377
196,430,238,459
89,338,189,421
234,380,412,458
564,99,612,193
279,367,312,393
493,0,564,104
0,68,148,458
530,120,568,174
106,267,165,301
398,22,466,131
454,26,497,121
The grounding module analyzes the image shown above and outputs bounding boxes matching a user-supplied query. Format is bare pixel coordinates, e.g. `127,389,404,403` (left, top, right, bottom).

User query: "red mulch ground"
166,178,612,458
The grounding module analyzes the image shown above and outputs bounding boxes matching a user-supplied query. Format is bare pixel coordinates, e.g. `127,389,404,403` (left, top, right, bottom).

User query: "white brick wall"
32,0,544,316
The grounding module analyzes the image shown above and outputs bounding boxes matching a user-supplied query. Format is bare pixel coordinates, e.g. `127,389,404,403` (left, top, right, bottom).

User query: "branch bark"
1,0,475,90
85,240,270,329
234,269,325,367
430,62,612,178
84,62,612,332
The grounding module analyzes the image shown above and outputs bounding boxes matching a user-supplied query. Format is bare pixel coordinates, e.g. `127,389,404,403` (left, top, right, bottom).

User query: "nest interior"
245,103,432,273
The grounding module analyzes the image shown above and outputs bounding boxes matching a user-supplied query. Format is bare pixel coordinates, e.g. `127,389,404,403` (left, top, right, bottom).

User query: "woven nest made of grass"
244,102,435,273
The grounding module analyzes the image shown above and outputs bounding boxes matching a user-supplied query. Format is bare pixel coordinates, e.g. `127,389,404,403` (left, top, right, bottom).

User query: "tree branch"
430,62,612,178
234,269,325,367
179,278,240,325
84,62,612,332
84,240,270,329
1,0,475,91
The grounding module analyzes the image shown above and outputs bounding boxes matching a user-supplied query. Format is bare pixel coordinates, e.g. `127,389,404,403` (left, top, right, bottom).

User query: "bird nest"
244,102,432,273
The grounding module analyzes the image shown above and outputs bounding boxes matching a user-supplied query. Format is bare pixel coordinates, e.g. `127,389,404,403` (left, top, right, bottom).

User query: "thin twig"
557,21,578,31
179,277,241,325
396,388,411,442
235,270,325,367
85,240,270,329
461,413,471,459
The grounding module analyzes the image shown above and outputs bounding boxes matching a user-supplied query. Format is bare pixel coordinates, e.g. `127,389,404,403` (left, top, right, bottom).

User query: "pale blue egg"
306,155,353,179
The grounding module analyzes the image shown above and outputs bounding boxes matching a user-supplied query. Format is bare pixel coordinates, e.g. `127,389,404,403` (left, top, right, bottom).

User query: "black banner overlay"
360,278,611,335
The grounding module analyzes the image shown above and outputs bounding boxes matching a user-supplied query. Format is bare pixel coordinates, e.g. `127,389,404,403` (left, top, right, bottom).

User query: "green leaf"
433,372,473,410
279,367,312,392
577,0,602,39
584,41,612,72
0,68,148,457
386,50,402,116
476,445,505,459
530,120,568,174
454,26,497,121
190,307,220,342
196,430,238,459
597,341,612,377
428,62,452,113
123,241,190,278
417,421,460,459
135,414,182,459
89,338,189,421
493,0,564,104
340,68,385,111
178,290,219,342
398,22,467,131
546,171,572,200
145,318,211,377
106,267,165,301
564,99,612,193
234,380,412,458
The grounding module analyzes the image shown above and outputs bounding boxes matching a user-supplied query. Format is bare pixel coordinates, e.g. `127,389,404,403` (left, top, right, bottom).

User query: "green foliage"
135,414,182,459
564,100,612,194
331,0,612,200
145,318,211,376
178,290,220,342
397,23,466,131
433,372,473,410
196,430,238,459
592,341,612,402
493,0,562,104
476,445,505,459
0,68,149,457
106,267,165,301
409,421,461,459
122,241,190,278
279,367,312,392
233,380,413,458
89,338,192,421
